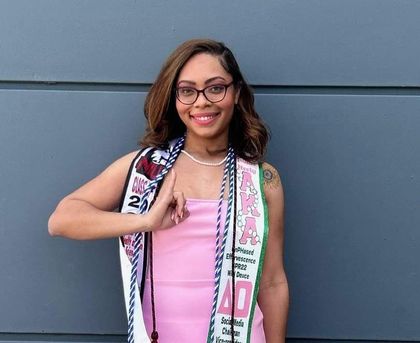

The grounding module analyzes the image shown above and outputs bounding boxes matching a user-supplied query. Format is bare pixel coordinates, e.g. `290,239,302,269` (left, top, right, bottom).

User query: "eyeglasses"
175,82,234,105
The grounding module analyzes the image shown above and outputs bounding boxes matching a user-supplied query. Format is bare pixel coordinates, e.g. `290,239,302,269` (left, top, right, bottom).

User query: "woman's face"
175,53,240,143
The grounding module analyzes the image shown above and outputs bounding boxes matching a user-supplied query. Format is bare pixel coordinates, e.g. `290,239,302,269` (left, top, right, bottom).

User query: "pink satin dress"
142,198,266,342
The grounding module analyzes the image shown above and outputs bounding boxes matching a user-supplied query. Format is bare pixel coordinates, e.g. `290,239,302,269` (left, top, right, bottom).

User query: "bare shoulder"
261,162,284,205
64,150,141,211
86,149,141,190
89,150,140,184
102,150,139,175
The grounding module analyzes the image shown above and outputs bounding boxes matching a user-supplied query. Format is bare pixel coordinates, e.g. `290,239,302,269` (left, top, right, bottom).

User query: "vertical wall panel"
0,90,145,333
259,94,420,340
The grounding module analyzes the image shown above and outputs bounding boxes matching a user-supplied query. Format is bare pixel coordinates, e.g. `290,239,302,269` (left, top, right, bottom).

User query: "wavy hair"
140,38,269,163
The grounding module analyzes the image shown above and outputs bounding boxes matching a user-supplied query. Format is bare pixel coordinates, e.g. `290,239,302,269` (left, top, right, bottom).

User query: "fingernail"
171,212,175,221
175,216,179,225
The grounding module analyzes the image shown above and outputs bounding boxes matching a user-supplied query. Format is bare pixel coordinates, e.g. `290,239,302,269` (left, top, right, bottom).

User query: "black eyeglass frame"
175,82,234,105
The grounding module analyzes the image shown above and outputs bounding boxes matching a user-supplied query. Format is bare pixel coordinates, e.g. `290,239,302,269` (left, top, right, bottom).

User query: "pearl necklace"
181,149,227,166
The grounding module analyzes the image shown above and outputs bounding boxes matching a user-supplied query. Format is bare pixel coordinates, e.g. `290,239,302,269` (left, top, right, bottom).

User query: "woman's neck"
183,133,228,158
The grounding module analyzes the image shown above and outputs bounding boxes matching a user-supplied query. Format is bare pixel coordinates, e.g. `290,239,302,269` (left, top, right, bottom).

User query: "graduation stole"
118,137,269,343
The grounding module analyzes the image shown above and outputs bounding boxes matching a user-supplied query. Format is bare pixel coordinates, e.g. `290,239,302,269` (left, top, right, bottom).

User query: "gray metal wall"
0,1,419,342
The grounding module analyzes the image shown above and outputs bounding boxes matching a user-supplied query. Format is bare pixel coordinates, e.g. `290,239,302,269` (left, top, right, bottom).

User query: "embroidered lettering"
239,171,254,192
131,176,149,195
217,280,253,318
239,217,260,245
239,192,260,217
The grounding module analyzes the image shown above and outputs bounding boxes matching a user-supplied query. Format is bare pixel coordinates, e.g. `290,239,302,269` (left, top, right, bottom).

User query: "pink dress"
142,199,266,342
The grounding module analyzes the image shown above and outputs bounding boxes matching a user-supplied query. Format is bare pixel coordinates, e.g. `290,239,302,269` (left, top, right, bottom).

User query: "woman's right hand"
48,151,190,240
145,169,189,231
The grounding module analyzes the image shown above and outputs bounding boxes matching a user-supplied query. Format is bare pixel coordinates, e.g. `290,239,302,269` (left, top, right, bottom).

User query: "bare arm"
48,152,188,240
258,162,289,342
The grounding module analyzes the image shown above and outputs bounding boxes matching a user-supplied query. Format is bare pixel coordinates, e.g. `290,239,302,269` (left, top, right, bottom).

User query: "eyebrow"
177,76,228,86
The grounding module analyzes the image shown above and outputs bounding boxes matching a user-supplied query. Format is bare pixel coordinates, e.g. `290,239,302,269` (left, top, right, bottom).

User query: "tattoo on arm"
263,163,280,190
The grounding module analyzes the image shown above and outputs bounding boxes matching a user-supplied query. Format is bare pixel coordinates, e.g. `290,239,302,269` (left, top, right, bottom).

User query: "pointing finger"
157,169,177,204
173,191,186,218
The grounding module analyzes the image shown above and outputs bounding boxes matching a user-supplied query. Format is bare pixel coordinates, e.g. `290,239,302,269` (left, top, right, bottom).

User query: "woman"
49,39,288,343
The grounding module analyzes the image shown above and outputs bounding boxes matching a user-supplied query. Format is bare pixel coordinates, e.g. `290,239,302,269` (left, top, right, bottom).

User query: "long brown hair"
140,38,269,163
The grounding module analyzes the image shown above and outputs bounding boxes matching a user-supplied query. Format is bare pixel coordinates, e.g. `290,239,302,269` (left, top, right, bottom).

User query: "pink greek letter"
217,280,253,318
240,171,254,192
239,217,259,245
240,192,260,217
